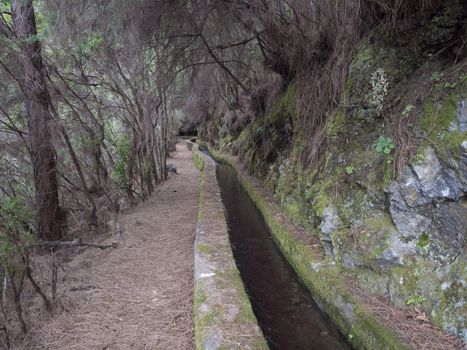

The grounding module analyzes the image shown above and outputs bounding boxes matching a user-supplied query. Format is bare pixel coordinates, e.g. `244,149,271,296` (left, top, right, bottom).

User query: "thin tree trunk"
25,266,52,312
127,134,137,201
12,0,62,241
0,296,11,349
6,271,26,335
60,126,98,230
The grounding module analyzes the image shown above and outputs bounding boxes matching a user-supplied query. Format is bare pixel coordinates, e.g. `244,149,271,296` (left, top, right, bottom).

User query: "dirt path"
18,143,199,350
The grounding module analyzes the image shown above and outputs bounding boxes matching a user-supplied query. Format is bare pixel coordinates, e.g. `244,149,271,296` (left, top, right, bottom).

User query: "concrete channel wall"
203,143,410,350
190,141,268,350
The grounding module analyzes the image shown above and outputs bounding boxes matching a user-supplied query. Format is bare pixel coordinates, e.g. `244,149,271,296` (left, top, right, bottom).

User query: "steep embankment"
198,2,466,343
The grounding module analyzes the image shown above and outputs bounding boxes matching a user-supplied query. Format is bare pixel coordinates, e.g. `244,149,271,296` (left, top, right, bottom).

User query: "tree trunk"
12,0,62,241
60,126,98,231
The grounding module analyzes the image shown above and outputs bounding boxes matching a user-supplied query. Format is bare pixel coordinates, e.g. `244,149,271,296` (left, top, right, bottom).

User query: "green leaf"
406,295,427,306
345,166,354,175
430,72,442,82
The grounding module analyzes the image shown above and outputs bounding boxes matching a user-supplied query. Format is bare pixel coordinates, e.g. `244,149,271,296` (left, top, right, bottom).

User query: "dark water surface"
216,163,352,350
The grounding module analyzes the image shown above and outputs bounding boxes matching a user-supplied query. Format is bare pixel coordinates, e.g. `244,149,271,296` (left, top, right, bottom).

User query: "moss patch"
196,243,213,255
193,151,205,171
419,86,467,160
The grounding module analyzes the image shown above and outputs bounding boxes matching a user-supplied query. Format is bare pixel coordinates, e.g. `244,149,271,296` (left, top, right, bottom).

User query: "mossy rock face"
387,256,467,341
196,0,467,340
419,84,467,161
386,81,466,268
243,85,297,176
315,6,466,338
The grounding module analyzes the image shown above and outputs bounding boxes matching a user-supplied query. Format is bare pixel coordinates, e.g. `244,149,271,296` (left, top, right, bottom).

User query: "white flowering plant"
368,68,389,116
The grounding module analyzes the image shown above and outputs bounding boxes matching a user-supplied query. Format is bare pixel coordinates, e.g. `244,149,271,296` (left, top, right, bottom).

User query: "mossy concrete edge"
190,142,269,350
204,142,410,350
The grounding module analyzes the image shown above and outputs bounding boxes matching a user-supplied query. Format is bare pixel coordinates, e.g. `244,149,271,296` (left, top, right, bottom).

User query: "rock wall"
198,1,466,341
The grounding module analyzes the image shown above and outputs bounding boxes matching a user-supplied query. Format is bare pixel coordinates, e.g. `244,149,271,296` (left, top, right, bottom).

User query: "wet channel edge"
190,141,269,350
201,141,409,350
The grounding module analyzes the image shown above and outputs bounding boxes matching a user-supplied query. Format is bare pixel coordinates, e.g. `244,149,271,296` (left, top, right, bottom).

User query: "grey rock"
342,254,358,268
321,240,335,257
389,146,465,207
428,201,467,261
380,234,416,267
376,255,401,269
412,147,461,201
459,142,467,190
319,205,341,256
167,163,178,174
457,99,467,132
391,167,430,208
461,141,467,164
390,208,431,238
387,146,466,264
388,176,431,238
319,205,341,235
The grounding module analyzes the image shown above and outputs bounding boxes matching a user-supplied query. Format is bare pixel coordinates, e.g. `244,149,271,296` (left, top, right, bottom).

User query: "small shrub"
406,295,427,306
375,136,395,164
416,232,430,249
345,165,354,175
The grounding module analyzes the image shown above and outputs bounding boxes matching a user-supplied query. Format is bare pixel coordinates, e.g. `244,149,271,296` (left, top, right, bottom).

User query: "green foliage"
430,72,442,82
406,295,427,306
0,1,12,26
192,151,205,171
267,83,297,127
401,104,415,118
375,136,395,164
0,197,34,266
111,135,131,188
416,232,430,249
443,81,457,89
420,86,466,160
375,136,395,155
0,198,33,234
345,166,354,175
77,33,104,59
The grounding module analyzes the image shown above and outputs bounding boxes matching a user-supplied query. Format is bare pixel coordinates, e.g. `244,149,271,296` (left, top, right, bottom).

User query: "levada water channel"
215,158,352,350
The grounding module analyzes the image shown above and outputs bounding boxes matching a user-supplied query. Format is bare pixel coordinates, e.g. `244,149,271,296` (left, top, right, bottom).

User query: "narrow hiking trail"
17,143,199,350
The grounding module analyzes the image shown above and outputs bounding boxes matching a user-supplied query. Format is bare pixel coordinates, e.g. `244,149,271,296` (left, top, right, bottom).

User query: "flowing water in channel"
216,162,352,350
